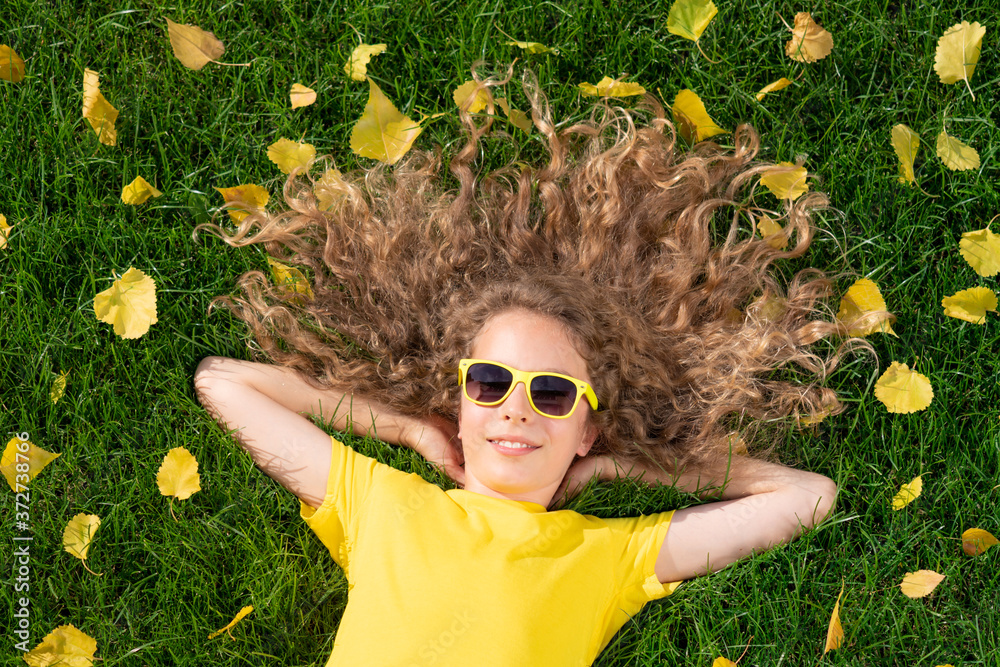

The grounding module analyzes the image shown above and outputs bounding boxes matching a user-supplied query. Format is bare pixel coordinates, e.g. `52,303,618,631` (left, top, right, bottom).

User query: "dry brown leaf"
899,569,945,598
165,18,225,70
785,13,833,63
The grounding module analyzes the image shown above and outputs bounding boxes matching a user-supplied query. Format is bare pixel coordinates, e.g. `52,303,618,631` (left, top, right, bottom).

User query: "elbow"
194,356,240,411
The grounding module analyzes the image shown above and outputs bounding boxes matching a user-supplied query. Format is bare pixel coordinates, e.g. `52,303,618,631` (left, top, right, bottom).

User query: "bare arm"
193,356,463,506
561,454,836,582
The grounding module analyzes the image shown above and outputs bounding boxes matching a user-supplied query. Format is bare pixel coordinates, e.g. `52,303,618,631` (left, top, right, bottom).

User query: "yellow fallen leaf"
578,76,646,98
121,176,163,205
836,278,896,337
208,605,254,640
290,83,316,109
215,184,269,223
157,446,202,501
891,475,922,510
759,162,808,200
50,370,69,404
942,286,997,324
960,227,1000,277
63,514,102,575
453,80,490,114
666,0,719,42
936,131,980,171
506,40,560,55
755,292,786,323
1,436,60,491
785,12,833,63
672,89,727,143
874,361,933,414
93,267,158,339
23,624,97,667
344,43,387,81
496,98,532,133
755,77,793,101
711,658,737,667
0,213,12,250
81,69,118,146
900,569,945,598
891,124,920,185
934,21,986,98
268,257,314,301
350,79,423,164
267,137,316,174
315,169,348,211
800,405,833,426
165,18,225,70
0,44,25,82
824,581,845,653
756,217,788,249
962,528,999,556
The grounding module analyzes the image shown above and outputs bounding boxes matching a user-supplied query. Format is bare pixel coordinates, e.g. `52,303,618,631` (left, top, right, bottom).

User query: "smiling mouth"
488,439,540,453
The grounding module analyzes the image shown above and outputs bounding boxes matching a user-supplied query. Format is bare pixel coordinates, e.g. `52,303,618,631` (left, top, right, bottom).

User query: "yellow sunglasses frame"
458,358,600,419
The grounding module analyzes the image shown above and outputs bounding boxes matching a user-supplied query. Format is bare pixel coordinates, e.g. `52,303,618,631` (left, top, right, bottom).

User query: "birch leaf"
81,69,118,146
891,476,922,510
756,217,788,249
208,605,254,640
936,131,979,171
121,176,163,205
165,18,225,70
506,40,560,55
267,138,316,174
157,447,201,500
290,83,316,109
900,570,945,598
759,162,808,200
942,286,997,324
350,79,422,164
836,278,896,337
215,184,269,223
268,257,314,301
496,98,533,133
63,513,101,563
0,45,25,82
755,77,793,101
666,0,719,42
578,76,645,97
0,214,12,250
824,581,845,653
453,80,490,113
962,528,999,556
891,124,920,185
959,228,1000,277
344,43,386,81
23,624,97,667
711,658,737,667
51,370,69,404
874,361,933,414
672,89,726,143
1,436,60,491
785,12,834,62
934,21,986,96
93,267,158,339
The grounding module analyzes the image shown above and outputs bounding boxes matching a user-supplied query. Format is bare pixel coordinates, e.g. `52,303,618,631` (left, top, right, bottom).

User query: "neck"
461,474,556,509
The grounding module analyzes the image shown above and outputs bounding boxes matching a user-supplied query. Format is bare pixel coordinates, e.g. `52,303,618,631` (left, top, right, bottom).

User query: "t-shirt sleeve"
298,435,382,574
609,510,681,604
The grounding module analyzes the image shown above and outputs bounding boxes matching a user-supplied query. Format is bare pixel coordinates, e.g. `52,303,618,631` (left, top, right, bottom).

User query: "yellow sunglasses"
458,358,600,419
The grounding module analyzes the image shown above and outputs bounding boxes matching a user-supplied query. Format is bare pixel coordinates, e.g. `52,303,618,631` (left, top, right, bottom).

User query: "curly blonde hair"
198,71,848,472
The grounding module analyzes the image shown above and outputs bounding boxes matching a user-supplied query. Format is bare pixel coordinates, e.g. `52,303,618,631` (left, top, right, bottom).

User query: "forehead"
470,310,589,379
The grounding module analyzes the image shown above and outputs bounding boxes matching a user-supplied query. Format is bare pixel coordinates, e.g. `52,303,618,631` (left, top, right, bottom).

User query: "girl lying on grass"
194,73,841,665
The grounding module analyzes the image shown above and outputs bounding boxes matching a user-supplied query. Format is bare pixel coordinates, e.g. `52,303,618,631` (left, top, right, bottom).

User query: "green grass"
2,0,999,664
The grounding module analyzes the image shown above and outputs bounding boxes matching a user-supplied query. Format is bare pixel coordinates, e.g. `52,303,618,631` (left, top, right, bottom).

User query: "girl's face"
457,309,597,507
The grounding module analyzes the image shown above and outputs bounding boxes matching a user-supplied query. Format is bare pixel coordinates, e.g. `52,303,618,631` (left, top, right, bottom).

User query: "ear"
576,422,598,457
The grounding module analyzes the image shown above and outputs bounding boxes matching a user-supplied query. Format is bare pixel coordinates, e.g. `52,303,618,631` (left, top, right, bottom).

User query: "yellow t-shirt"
300,436,679,666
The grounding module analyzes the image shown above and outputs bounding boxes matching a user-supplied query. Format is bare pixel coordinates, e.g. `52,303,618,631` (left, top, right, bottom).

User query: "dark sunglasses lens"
530,375,577,416
467,363,513,403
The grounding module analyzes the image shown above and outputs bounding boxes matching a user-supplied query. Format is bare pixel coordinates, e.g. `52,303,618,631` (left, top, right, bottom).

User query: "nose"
500,380,533,422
